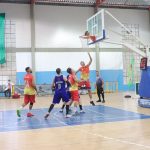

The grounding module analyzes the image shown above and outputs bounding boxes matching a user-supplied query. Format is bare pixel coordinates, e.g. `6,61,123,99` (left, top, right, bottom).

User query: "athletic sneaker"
27,112,34,117
59,109,63,113
66,114,72,118
96,100,101,102
90,101,95,106
80,110,85,113
17,109,21,117
44,113,50,119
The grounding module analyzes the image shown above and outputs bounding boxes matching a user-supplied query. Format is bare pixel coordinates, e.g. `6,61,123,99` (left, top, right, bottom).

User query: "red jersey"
24,74,34,88
79,65,90,80
24,73,35,95
68,73,78,91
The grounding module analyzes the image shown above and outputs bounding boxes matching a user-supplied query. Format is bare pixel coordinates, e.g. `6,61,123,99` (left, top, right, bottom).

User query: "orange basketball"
90,35,96,42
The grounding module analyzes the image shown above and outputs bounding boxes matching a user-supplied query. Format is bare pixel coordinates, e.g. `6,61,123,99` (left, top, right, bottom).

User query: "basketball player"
96,71,105,103
59,75,72,113
84,31,96,42
44,68,71,119
17,67,37,117
67,67,84,115
60,74,84,113
76,52,95,106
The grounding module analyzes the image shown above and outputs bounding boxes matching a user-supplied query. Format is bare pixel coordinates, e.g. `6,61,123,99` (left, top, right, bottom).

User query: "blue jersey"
54,75,66,91
53,75,69,104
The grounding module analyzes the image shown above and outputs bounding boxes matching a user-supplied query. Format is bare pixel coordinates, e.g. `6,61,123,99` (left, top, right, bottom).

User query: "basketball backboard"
87,9,105,45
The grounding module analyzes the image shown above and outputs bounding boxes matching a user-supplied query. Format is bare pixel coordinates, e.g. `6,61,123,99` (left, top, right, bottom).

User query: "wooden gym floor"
0,92,150,150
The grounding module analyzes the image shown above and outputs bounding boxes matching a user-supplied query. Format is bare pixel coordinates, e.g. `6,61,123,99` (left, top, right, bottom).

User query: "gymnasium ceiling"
1,0,150,9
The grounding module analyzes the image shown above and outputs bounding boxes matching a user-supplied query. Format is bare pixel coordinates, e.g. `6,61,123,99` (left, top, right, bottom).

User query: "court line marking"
82,131,150,149
0,112,28,128
0,109,60,129
53,110,146,122
0,123,63,131
84,107,148,119
0,108,150,130
0,108,66,129
84,107,106,116
53,111,150,149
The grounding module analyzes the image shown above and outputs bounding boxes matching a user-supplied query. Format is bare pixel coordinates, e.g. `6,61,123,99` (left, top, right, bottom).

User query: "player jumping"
84,31,96,42
17,67,37,117
76,52,95,106
44,68,71,119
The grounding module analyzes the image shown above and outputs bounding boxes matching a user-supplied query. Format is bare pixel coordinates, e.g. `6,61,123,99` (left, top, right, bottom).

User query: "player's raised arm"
87,52,92,66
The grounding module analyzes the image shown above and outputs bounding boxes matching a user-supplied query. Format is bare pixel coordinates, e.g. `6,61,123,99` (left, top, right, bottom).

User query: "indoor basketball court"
0,0,150,150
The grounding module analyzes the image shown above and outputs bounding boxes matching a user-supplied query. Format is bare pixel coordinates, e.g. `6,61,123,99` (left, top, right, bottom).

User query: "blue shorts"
53,90,69,104
67,91,71,99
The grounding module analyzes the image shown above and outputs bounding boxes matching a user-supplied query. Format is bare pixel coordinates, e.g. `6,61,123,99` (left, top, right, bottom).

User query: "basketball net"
80,35,96,48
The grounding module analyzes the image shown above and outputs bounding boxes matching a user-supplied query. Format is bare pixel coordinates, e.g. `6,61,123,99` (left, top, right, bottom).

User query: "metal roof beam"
96,0,105,7
31,0,36,4
0,0,30,4
100,3,149,10
94,0,105,13
0,0,149,10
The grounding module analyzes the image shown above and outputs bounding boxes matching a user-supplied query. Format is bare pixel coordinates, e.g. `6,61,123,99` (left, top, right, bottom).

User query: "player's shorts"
67,91,71,99
79,80,91,89
70,90,79,102
97,87,104,93
53,90,69,104
24,95,35,104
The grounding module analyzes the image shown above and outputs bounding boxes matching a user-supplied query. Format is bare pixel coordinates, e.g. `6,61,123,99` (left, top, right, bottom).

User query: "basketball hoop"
80,35,96,41
79,35,96,48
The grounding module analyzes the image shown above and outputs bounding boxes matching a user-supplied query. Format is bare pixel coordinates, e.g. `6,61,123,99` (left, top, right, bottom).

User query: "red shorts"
24,95,35,104
79,80,91,89
70,91,79,102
